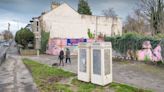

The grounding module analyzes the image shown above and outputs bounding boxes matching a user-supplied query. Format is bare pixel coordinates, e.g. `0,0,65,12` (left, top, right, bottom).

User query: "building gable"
43,3,79,19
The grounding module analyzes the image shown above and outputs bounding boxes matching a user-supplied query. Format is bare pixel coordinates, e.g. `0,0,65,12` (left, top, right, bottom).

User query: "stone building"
39,3,122,39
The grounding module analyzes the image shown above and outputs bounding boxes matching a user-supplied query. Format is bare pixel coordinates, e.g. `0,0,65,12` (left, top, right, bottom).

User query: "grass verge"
109,82,152,92
23,58,153,92
71,78,152,92
23,58,75,92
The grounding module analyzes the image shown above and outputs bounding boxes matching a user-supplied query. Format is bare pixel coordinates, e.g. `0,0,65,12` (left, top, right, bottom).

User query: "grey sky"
0,0,139,34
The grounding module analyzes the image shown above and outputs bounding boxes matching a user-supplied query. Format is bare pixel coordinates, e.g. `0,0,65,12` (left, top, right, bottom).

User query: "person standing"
65,48,71,64
59,49,64,66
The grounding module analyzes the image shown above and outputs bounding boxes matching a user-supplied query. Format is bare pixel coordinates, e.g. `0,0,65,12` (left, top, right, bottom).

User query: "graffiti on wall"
46,38,89,55
67,39,87,46
137,41,163,62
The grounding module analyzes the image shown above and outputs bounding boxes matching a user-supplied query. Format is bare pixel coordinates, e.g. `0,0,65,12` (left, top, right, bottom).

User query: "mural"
137,41,163,62
46,38,92,55
46,39,66,55
67,39,87,46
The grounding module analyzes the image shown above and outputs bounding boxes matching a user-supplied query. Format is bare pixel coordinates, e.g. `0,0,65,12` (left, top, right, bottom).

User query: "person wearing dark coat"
65,48,71,64
59,49,64,66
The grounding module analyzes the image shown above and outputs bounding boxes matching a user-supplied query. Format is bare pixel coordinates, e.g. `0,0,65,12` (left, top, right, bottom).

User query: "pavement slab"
0,41,38,92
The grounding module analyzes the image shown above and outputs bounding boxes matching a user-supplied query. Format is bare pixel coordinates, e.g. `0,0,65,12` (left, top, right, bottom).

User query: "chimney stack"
51,2,60,10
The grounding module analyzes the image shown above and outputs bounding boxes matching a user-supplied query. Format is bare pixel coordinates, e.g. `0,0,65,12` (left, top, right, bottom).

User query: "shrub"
154,33,164,40
144,55,151,63
87,29,95,39
15,28,34,49
105,32,160,54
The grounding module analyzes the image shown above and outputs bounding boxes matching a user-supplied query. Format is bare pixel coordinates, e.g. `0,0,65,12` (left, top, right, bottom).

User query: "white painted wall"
41,3,122,39
0,35,4,40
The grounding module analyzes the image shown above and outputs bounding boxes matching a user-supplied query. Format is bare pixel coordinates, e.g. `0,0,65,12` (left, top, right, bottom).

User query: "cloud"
0,0,50,14
0,0,138,16
87,0,138,19
0,0,139,35
0,19,27,35
0,9,27,34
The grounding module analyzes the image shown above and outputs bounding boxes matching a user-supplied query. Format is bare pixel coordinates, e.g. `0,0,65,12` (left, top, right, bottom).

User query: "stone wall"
20,49,37,56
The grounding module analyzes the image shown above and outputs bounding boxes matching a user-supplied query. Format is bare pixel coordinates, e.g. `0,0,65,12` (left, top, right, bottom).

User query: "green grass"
71,78,152,92
23,58,153,92
156,61,164,65
23,58,75,92
109,82,152,92
54,84,72,92
23,58,74,77
71,78,99,92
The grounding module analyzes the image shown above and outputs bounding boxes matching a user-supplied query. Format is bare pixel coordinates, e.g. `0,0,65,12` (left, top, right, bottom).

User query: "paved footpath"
25,55,164,92
0,42,38,92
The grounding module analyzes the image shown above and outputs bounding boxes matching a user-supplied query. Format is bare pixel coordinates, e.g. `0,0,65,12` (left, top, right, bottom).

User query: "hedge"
105,32,161,54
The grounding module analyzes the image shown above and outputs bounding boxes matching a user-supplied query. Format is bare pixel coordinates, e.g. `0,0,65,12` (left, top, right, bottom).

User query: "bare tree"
138,0,164,35
123,9,149,34
2,30,13,40
102,8,117,18
124,16,135,32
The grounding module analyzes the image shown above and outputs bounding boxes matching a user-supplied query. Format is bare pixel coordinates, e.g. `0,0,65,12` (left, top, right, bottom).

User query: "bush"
144,55,151,63
154,33,164,40
105,32,160,54
15,28,34,49
87,29,95,39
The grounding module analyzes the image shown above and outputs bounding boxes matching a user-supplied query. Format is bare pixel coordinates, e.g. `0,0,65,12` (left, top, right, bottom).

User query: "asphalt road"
0,46,6,54
0,40,10,54
0,45,8,65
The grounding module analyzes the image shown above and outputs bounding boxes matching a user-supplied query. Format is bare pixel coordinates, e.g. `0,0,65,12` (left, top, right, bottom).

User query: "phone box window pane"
93,49,101,75
79,49,87,72
105,49,111,75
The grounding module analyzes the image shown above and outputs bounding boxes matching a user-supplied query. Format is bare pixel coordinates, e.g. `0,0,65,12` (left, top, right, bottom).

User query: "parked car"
3,42,9,47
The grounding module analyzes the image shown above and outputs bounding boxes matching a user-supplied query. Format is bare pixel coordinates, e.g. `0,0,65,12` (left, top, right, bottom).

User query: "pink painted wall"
46,39,67,55
46,38,96,55
137,41,162,62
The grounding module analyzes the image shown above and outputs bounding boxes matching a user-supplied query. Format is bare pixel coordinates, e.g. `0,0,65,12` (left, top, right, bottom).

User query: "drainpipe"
95,16,98,42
